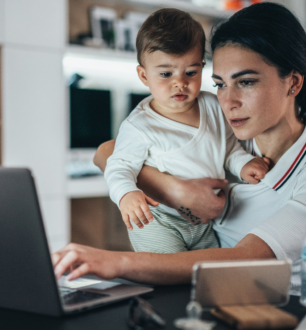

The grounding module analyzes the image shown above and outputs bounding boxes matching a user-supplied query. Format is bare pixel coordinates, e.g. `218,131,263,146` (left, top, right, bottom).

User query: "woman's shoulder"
293,161,306,194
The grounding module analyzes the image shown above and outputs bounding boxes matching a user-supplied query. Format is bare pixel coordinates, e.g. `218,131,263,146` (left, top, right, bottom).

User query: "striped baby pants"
128,205,219,253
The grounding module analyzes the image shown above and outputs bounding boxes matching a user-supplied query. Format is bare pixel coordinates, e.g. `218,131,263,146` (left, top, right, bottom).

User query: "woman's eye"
213,83,225,89
186,71,197,77
239,80,256,86
160,72,172,78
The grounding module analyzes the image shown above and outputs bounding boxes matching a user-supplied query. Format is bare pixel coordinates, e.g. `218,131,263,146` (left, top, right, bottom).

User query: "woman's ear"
289,70,304,96
137,65,149,86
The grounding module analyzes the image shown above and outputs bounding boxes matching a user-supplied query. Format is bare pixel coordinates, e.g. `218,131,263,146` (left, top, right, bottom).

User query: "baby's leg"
128,206,189,253
188,222,219,250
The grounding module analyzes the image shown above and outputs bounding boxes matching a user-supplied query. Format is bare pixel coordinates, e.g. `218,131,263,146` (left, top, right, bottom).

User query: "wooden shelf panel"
68,0,234,45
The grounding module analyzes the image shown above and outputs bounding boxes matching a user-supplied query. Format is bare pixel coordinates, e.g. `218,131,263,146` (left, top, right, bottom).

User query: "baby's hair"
136,8,205,65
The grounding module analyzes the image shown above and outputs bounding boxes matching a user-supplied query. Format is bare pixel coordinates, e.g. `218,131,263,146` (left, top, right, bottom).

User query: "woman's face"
212,44,295,140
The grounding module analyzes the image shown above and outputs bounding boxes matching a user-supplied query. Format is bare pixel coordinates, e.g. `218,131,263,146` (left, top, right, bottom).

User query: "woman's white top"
214,127,306,263
104,91,254,216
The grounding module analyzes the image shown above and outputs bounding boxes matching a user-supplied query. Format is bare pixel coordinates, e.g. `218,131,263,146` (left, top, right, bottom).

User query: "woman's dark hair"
211,2,306,124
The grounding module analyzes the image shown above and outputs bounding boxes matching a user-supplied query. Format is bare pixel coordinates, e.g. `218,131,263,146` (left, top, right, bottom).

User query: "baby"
104,8,269,253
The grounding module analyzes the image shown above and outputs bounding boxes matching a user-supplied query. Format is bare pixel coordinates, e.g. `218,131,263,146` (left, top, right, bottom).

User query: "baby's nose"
174,77,188,89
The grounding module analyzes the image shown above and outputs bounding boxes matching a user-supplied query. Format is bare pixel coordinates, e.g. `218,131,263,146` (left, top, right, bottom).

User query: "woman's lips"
172,94,187,102
230,118,250,127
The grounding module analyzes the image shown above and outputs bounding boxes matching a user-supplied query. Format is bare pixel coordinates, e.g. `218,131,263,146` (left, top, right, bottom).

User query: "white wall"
0,0,69,252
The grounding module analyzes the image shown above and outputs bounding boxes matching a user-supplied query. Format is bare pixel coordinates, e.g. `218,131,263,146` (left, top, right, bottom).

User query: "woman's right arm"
53,233,275,284
94,141,227,223
93,140,116,172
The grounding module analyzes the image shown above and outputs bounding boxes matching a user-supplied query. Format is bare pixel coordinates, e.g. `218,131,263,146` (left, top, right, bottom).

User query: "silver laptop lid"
0,168,153,316
0,168,63,316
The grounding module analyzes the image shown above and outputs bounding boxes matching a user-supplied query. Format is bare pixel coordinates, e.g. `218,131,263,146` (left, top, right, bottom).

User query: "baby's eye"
213,83,225,89
186,71,197,77
160,72,172,78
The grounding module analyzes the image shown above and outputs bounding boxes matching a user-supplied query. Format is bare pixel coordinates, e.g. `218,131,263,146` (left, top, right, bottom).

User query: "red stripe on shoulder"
273,142,306,190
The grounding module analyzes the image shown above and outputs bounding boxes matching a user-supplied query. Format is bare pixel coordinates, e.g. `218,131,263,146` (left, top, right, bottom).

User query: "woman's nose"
220,87,241,111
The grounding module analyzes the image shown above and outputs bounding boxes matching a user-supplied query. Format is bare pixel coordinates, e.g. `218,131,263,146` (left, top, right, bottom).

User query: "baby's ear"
137,65,149,86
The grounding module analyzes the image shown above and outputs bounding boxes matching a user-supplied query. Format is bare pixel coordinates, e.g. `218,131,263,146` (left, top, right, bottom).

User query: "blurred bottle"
300,238,306,306
224,0,262,11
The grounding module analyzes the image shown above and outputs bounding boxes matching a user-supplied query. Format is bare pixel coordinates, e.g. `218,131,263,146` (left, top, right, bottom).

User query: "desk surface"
0,285,305,330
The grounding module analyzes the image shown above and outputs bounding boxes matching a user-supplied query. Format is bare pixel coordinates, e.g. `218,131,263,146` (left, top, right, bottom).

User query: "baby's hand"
240,157,270,184
119,191,159,230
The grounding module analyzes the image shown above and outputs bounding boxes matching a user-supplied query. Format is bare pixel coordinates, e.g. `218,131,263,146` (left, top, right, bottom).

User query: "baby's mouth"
172,93,187,102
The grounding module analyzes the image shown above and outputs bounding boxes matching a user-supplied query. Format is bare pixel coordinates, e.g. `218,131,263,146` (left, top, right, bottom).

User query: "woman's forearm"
118,234,276,285
94,140,179,205
53,234,275,284
93,140,116,172
136,166,178,205
94,141,227,222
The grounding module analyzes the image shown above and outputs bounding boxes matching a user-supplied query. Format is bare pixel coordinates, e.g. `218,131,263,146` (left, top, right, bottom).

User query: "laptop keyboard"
60,288,109,306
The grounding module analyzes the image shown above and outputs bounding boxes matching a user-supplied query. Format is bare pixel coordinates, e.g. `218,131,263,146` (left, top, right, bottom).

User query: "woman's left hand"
52,243,122,281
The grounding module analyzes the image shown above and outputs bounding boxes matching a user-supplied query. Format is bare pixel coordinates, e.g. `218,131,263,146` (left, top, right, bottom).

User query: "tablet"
191,259,292,309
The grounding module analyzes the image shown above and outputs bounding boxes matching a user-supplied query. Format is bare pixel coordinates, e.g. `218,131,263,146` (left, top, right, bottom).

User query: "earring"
291,90,295,94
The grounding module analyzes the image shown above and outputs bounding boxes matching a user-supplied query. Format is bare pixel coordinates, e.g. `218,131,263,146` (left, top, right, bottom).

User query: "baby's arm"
240,157,270,184
104,120,158,229
224,122,271,183
224,120,256,178
223,117,271,183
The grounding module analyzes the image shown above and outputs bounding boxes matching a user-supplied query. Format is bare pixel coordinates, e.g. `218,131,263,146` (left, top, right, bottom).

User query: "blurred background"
1,0,305,253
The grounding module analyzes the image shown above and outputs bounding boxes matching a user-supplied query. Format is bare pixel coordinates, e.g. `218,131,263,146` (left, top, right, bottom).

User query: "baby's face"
137,46,204,114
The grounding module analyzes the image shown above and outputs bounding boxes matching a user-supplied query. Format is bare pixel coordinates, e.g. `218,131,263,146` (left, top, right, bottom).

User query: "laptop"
0,168,153,317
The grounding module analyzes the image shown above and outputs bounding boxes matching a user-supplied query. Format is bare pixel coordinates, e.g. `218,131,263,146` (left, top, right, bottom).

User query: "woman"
53,2,306,284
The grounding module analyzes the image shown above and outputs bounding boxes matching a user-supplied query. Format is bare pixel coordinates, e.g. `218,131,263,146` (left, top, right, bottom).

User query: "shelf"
65,45,137,62
126,0,234,19
64,44,214,66
67,176,109,198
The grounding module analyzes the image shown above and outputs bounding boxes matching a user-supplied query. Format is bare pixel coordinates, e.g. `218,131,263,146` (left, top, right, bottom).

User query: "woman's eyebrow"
212,69,260,80
212,73,223,80
231,69,260,79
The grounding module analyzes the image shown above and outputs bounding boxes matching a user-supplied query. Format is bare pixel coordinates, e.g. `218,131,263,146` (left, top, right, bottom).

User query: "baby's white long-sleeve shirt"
104,91,254,216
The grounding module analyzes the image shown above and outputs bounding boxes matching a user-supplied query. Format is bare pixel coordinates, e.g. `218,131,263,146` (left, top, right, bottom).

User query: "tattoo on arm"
177,206,201,225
